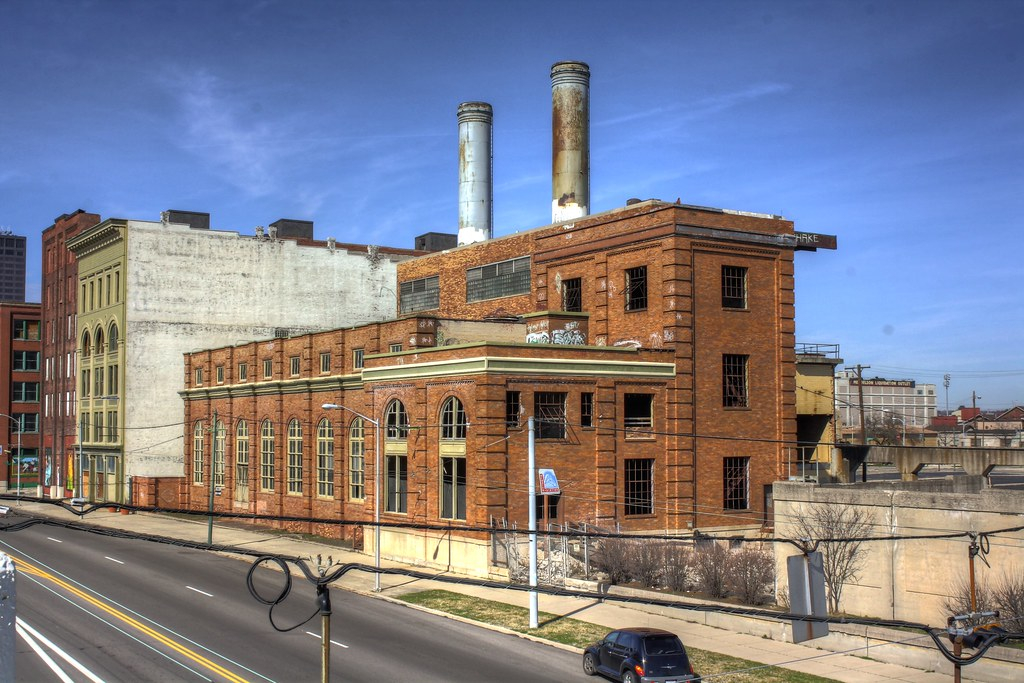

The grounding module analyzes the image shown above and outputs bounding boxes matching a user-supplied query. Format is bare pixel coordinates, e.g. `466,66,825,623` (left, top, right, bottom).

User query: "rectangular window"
580,392,594,428
466,256,531,302
505,391,521,428
81,413,90,442
262,359,273,379
13,320,40,340
238,363,248,381
389,343,402,353
562,277,582,312
195,368,204,386
13,382,40,402
723,457,750,510
94,369,104,396
353,349,364,369
193,427,204,484
722,265,748,309
440,456,467,520
723,354,749,408
317,430,334,498
15,413,39,433
534,493,560,523
624,394,653,438
386,455,408,513
399,275,440,313
107,411,117,443
319,352,331,374
624,458,654,515
13,351,40,371
82,370,91,397
289,356,300,376
216,366,224,384
107,365,118,394
535,392,567,439
93,412,103,442
625,266,647,311
213,424,225,486
287,431,303,494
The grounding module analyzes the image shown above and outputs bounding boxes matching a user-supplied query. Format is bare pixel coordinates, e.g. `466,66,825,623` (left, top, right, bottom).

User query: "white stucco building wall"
115,218,413,480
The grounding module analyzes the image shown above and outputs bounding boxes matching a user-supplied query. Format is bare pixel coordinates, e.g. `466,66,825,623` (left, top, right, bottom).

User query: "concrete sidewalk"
5,500,985,682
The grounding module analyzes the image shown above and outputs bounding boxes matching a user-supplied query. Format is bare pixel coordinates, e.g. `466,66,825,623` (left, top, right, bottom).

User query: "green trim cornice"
362,356,676,382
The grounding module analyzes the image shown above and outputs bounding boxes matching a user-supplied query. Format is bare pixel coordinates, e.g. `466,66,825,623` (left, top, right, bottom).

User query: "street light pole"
322,403,382,592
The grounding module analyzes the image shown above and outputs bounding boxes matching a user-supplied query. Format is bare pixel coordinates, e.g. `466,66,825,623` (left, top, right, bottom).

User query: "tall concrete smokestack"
551,60,590,223
457,101,493,246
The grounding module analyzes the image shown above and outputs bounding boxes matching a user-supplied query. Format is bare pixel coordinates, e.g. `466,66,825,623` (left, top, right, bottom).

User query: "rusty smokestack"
457,101,493,245
551,60,590,223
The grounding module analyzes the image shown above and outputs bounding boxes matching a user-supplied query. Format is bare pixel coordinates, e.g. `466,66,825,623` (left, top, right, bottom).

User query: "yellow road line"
15,556,252,683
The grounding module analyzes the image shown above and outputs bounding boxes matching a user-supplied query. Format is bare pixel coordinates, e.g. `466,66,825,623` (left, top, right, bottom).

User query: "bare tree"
864,412,903,445
794,504,872,614
692,542,730,598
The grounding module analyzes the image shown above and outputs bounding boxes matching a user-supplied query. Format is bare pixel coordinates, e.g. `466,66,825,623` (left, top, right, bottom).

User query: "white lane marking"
2,539,275,683
187,585,214,597
17,618,107,683
305,631,349,648
47,537,64,543
105,556,125,564
16,621,77,683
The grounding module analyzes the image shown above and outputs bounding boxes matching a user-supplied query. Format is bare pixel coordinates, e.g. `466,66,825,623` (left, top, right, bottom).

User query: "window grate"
625,458,654,515
723,354,749,407
625,266,647,311
723,457,750,510
722,265,747,309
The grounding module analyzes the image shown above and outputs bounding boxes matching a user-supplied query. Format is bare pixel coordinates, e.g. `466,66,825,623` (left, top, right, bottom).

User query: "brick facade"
178,200,827,570
40,210,101,496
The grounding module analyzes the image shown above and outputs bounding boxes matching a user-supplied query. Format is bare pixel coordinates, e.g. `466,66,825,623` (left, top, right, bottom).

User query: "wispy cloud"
597,82,791,128
160,68,312,197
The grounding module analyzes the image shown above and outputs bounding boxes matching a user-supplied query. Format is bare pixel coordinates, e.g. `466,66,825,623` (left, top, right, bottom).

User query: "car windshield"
644,635,685,655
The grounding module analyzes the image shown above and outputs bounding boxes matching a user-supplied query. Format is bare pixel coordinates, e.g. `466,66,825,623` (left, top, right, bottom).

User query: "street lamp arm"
321,403,378,425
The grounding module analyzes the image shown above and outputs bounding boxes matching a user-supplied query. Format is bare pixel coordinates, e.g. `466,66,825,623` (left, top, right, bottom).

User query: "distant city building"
0,231,27,302
0,302,41,492
40,210,101,497
834,370,937,432
67,210,420,504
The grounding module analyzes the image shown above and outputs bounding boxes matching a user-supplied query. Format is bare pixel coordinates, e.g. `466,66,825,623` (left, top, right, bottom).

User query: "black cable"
246,555,320,633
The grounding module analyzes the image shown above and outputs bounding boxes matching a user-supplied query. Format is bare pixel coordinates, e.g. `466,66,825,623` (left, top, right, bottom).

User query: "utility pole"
943,374,951,415
844,365,870,482
972,391,981,411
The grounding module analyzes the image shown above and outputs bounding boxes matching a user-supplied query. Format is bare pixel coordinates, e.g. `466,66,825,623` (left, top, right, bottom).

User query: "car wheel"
582,652,598,676
622,670,639,683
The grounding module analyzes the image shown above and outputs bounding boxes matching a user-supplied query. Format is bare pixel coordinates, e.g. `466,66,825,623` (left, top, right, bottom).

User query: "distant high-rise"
0,232,27,302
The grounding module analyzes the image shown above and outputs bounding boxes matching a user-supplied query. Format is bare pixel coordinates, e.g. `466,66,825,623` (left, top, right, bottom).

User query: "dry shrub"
592,536,635,585
692,542,730,598
727,546,776,605
663,543,693,592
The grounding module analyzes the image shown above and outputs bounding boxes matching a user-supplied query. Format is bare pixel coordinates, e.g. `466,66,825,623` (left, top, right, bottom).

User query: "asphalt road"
2,514,583,682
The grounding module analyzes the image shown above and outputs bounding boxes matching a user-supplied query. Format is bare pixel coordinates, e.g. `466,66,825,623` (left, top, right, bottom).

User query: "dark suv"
583,627,701,683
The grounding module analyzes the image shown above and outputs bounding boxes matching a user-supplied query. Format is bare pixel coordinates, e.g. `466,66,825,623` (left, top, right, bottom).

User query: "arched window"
260,419,275,491
192,421,205,484
108,323,119,352
236,420,250,493
287,418,303,494
348,418,365,501
439,396,467,521
384,400,408,513
81,330,91,357
385,400,409,440
316,418,334,498
94,327,104,356
440,396,467,440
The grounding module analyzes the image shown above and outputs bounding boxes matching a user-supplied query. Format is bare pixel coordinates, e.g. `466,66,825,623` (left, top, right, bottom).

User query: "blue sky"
2,0,1022,409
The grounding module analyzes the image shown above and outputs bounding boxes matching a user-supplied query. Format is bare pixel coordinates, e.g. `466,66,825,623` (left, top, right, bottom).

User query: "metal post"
208,409,218,545
528,416,538,629
318,585,331,683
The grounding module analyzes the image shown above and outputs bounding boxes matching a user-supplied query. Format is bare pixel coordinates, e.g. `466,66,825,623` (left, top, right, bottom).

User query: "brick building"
40,210,101,496
0,302,42,492
180,199,835,571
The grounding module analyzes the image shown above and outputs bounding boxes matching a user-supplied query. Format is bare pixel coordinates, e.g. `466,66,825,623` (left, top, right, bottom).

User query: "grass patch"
398,590,837,682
